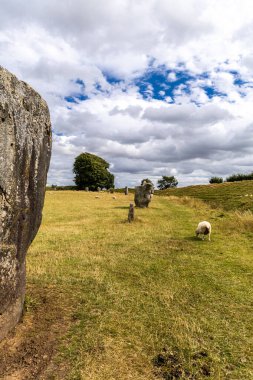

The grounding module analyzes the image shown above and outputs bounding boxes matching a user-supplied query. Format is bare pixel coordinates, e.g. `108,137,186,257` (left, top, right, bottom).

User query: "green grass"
156,180,253,212
27,191,253,379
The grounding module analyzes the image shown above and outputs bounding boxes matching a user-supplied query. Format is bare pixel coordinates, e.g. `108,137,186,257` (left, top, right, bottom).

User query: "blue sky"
65,64,251,110
82,65,249,104
1,0,253,187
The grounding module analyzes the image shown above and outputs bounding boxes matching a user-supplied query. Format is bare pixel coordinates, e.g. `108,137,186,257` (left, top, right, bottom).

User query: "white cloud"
167,72,177,81
1,0,253,187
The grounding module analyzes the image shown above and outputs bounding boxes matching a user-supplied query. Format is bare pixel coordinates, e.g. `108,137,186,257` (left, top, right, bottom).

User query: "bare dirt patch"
153,347,212,379
0,284,73,380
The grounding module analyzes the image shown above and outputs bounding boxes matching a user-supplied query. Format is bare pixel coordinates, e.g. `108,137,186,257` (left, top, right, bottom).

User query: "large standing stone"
134,182,154,208
0,67,52,340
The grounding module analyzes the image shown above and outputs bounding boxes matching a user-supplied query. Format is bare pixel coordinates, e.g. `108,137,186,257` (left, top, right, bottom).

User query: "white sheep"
195,221,211,241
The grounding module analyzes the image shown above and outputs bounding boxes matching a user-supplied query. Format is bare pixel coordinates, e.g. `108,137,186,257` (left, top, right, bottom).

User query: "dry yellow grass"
24,191,253,379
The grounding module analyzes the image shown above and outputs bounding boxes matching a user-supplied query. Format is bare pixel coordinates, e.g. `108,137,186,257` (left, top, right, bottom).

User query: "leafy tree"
157,176,178,190
226,172,253,182
73,152,114,190
209,177,223,184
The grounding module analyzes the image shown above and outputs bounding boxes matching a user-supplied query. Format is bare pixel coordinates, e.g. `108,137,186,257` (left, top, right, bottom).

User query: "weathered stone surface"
128,203,134,222
134,182,154,208
124,186,128,195
0,66,51,340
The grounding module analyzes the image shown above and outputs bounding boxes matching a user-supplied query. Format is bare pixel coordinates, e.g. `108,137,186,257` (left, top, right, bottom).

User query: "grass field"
156,180,253,212
1,191,253,379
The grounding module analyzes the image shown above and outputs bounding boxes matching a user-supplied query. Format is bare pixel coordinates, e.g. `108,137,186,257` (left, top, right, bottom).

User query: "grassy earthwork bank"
21,190,253,379
156,180,253,212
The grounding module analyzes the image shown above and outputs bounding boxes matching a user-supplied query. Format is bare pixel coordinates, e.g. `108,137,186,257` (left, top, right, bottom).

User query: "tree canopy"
209,176,223,184
226,172,253,182
73,152,114,190
157,175,178,190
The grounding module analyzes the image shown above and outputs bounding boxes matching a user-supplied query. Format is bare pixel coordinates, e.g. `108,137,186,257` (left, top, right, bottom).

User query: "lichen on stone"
0,66,52,340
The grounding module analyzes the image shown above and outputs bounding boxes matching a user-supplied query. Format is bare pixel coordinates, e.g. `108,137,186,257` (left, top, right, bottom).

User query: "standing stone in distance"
0,66,52,341
124,186,128,195
134,182,154,208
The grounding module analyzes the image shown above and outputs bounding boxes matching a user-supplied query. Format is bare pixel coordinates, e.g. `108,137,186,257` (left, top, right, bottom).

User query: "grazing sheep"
195,221,211,241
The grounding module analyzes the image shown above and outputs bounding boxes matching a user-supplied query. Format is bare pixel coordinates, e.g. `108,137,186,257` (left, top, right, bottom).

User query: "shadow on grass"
118,217,145,224
184,236,212,244
184,236,199,242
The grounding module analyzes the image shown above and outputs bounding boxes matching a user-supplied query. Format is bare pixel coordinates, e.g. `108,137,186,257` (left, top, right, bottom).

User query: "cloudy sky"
1,0,253,188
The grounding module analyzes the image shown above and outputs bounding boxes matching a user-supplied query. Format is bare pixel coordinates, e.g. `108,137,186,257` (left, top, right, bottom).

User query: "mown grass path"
25,192,253,379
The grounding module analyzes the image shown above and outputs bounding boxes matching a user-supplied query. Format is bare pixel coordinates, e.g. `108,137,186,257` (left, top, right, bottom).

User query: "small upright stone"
0,66,52,341
128,203,135,222
124,186,128,195
85,187,89,192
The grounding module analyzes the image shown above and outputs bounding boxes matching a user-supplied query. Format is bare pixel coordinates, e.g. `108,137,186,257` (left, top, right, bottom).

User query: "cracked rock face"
0,67,51,340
